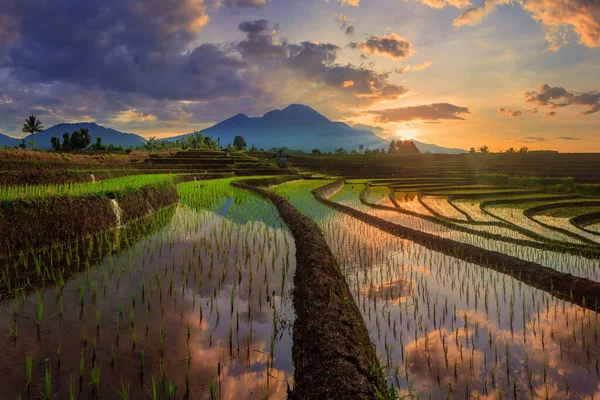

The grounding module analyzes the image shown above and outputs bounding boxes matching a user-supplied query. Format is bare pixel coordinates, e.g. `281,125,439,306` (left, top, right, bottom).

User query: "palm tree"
22,115,44,149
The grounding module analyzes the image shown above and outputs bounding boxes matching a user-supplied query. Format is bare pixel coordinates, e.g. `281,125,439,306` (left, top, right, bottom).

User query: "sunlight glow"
395,128,419,141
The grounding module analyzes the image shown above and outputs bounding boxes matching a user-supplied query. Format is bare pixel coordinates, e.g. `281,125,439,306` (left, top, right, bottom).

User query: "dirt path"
232,179,387,400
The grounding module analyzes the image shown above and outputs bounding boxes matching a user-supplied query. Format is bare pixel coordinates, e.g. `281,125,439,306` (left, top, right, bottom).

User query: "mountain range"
1,105,467,153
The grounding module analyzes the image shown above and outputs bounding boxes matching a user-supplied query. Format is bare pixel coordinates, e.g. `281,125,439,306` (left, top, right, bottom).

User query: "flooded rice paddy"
274,179,600,399
2,176,600,399
0,179,295,399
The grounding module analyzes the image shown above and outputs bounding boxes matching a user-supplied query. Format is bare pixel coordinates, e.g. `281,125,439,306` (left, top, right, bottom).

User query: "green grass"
0,174,174,201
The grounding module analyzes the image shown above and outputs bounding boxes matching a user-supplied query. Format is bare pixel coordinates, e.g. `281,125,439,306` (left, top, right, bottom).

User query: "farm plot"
0,178,295,400
271,179,600,399
325,182,600,282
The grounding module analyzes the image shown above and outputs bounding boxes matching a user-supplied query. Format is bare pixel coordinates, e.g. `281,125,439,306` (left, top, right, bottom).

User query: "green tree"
144,136,157,151
21,115,44,149
233,135,247,151
388,140,397,154
71,130,84,150
312,148,322,155
50,137,61,151
62,132,72,150
335,148,347,155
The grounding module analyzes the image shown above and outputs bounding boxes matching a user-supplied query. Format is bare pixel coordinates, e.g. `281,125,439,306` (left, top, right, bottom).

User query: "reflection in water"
0,180,295,399
274,179,600,399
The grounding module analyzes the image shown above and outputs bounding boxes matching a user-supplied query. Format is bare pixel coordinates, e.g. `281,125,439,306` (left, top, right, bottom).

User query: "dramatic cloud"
498,107,522,117
235,20,408,101
416,0,471,8
334,14,355,35
453,0,512,27
452,0,599,49
0,0,257,102
370,103,470,122
524,84,600,115
523,0,600,49
350,33,414,59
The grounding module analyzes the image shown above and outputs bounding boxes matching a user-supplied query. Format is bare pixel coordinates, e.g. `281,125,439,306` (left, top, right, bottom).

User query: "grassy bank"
0,176,178,257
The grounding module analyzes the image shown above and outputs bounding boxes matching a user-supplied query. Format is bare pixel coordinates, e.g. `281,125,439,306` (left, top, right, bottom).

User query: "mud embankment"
316,180,600,313
0,184,177,257
232,178,386,400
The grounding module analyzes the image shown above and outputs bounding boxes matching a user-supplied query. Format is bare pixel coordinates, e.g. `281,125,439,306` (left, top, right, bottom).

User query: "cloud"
223,0,266,7
544,111,557,117
524,84,600,115
452,0,599,49
524,136,548,142
333,14,355,35
498,107,522,117
0,0,259,102
416,0,471,8
523,0,600,49
558,136,583,140
339,0,360,6
370,103,470,122
453,0,512,27
394,61,432,74
350,33,415,59
235,21,408,101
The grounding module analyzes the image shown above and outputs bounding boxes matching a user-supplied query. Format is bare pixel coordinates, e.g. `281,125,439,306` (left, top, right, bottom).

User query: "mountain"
413,140,468,154
29,122,146,149
162,104,467,153
0,133,20,147
162,104,389,152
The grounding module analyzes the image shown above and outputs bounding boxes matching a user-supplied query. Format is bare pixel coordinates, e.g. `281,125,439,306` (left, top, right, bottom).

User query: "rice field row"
271,178,600,399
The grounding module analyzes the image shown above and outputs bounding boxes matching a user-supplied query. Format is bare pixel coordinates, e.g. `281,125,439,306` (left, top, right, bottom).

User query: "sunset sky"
0,0,599,151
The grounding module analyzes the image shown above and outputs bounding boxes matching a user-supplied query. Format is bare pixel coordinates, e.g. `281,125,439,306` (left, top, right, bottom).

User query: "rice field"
272,178,600,399
2,172,600,399
0,178,295,399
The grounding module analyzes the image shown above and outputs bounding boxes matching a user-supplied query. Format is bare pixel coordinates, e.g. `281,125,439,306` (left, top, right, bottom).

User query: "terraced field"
271,177,600,398
2,149,600,399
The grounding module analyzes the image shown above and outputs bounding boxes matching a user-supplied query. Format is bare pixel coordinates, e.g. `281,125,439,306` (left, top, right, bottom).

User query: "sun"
395,128,419,141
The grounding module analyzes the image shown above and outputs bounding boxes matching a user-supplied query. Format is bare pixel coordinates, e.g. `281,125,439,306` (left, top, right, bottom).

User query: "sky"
0,0,599,152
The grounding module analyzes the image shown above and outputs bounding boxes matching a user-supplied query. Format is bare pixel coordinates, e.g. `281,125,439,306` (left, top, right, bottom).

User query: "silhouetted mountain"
29,123,146,149
163,104,389,152
413,141,468,154
163,104,466,153
0,133,20,147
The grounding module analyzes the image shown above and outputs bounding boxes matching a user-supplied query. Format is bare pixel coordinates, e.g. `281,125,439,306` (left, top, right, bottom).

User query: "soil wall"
232,178,387,399
0,184,177,257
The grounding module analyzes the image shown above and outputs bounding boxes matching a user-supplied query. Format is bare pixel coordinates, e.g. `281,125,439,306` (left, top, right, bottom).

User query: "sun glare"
395,128,419,141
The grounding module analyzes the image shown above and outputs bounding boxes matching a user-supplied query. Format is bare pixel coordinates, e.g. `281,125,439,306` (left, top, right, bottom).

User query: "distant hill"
162,104,466,153
0,133,20,147
28,123,146,149
413,140,468,154
162,104,389,152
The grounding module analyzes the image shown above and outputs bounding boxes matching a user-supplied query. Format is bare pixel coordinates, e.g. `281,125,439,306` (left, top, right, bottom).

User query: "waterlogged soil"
273,179,600,399
336,184,600,282
0,196,295,399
